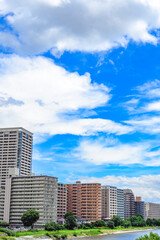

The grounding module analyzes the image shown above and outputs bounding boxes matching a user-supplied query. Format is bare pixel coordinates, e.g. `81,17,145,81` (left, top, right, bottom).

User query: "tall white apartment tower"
101,186,124,220
0,127,33,221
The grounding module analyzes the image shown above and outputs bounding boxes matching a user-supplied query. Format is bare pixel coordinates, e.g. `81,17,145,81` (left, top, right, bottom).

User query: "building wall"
0,128,33,221
135,201,145,219
145,202,160,220
101,186,124,220
4,175,57,226
66,181,101,222
117,188,124,219
57,183,67,223
124,189,135,219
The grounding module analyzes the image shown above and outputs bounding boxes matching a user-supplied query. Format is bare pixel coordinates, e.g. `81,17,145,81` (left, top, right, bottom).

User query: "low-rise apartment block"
66,181,102,222
4,175,58,226
145,202,160,220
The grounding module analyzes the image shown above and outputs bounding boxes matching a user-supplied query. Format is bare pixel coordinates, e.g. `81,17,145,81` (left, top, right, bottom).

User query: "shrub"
73,233,77,237
53,234,61,240
44,222,64,231
136,232,160,240
107,221,115,229
93,220,106,227
0,228,15,236
111,215,123,227
61,234,67,239
123,220,131,228
0,222,9,228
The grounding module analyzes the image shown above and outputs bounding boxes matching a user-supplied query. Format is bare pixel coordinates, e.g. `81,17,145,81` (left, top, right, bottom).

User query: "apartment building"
57,183,67,224
4,175,58,226
124,189,135,219
135,196,145,219
66,181,102,222
145,202,160,220
117,188,124,219
0,127,33,221
101,186,124,220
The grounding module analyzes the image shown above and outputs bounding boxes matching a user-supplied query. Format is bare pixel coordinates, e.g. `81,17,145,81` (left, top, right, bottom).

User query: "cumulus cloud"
75,137,160,166
0,54,131,140
0,0,160,54
77,174,160,203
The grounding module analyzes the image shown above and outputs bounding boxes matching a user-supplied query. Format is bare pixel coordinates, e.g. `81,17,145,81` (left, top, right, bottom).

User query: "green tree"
146,218,153,226
64,212,77,230
93,220,106,227
123,220,131,228
111,215,123,227
107,220,115,229
129,215,146,227
21,209,39,229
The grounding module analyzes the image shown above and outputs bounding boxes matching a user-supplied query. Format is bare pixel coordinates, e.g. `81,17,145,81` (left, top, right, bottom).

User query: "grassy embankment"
0,226,158,240
15,226,158,238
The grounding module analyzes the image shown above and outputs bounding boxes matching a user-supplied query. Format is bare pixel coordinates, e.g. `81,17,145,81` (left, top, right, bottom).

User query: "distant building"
135,196,145,219
124,189,135,219
57,183,67,224
101,186,124,220
117,188,124,219
0,127,33,221
66,181,102,222
145,202,160,220
4,175,57,226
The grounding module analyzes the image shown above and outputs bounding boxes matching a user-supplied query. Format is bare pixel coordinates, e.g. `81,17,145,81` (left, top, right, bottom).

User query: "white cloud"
77,174,160,203
123,79,160,134
126,116,160,135
0,54,131,140
75,138,160,166
145,100,160,112
1,0,160,54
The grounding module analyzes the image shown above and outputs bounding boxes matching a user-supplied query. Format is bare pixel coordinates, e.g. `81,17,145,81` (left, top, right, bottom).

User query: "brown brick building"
66,181,101,222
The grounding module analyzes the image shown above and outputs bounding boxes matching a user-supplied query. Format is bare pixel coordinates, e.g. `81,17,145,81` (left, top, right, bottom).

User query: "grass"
0,237,15,240
14,226,158,238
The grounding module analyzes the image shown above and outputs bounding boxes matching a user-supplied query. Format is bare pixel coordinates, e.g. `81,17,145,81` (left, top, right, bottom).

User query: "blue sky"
1,0,160,202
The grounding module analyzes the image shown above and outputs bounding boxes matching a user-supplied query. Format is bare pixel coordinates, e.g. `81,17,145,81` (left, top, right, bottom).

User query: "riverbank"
8,226,158,240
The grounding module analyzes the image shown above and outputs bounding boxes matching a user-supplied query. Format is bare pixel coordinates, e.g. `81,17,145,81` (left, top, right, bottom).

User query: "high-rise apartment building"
124,189,135,219
57,183,67,224
117,188,124,219
0,127,33,221
101,186,124,220
4,175,57,226
66,181,102,222
135,196,145,219
145,202,160,220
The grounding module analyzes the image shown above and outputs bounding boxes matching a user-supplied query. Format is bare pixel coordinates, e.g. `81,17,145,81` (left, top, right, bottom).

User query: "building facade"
135,196,145,219
0,127,33,221
57,183,67,224
145,202,160,220
101,186,124,220
66,181,102,222
124,189,135,219
4,175,57,226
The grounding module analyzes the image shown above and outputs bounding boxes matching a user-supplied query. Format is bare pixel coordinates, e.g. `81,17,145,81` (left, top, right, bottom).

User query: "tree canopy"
64,212,77,230
21,209,39,229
